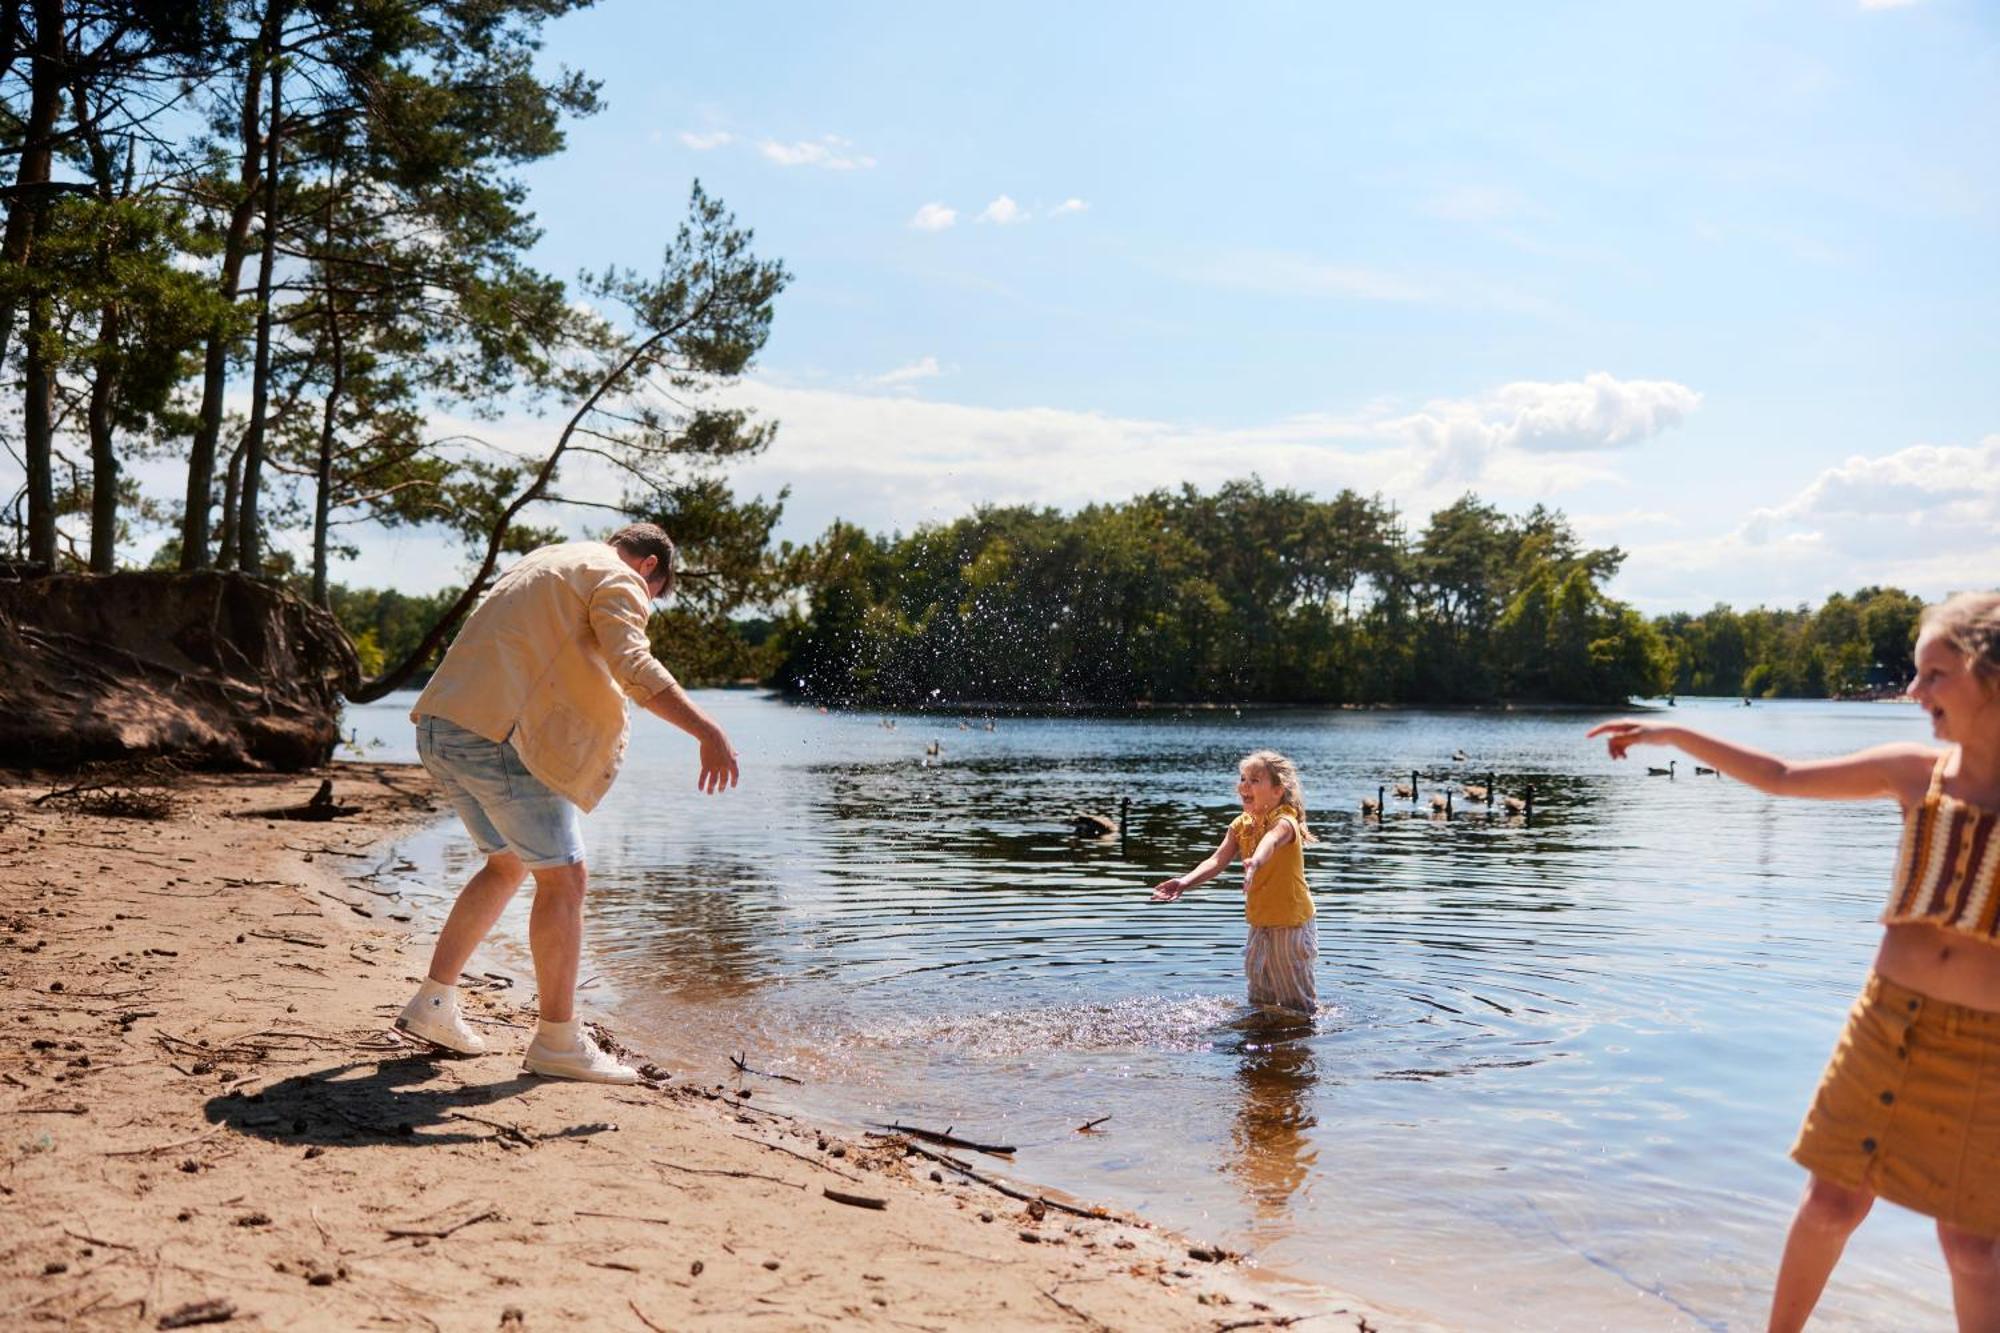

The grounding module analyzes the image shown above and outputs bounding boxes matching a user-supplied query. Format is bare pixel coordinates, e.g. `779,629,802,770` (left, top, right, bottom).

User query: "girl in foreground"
1590,592,2000,1332
1151,750,1319,1014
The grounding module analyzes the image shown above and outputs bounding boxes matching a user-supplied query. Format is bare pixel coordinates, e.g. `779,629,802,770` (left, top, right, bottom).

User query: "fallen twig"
729,1051,803,1085
248,929,327,949
653,1159,802,1190
821,1187,887,1211
62,1228,137,1251
1040,1287,1112,1331
730,1132,861,1181
574,1210,673,1226
629,1300,670,1333
156,1297,237,1328
872,1121,1015,1156
384,1208,500,1240
1075,1115,1112,1133
102,1124,228,1157
878,1137,1106,1221
448,1111,534,1146
1213,1315,1329,1332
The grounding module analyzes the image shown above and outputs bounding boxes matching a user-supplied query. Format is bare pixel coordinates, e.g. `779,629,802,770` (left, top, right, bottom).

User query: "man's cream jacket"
410,541,676,812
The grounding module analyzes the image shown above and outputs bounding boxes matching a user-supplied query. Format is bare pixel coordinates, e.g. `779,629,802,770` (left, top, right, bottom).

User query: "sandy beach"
0,762,1419,1332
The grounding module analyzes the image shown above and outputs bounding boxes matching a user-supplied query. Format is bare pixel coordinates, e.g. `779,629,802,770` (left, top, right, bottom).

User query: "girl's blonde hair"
1241,749,1318,844
1922,592,2000,688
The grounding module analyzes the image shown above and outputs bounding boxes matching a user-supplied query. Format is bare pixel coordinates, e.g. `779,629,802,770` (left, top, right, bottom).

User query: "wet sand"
0,763,1426,1331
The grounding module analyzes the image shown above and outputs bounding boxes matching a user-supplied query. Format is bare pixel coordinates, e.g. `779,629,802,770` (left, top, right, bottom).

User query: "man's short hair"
608,522,676,597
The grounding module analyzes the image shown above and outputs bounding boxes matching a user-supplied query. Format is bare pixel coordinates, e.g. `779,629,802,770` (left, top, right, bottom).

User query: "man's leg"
518,860,636,1083
426,850,527,986
526,860,586,1023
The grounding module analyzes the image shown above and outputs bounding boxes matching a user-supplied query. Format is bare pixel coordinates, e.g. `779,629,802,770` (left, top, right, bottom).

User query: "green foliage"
323,583,466,682
1654,585,1922,698
772,480,1665,707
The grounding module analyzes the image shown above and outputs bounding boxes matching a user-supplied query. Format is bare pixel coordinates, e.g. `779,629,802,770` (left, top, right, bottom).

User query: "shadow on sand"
201,1054,610,1149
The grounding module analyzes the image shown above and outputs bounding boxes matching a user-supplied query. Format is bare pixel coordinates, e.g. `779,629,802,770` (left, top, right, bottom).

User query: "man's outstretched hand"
699,727,739,794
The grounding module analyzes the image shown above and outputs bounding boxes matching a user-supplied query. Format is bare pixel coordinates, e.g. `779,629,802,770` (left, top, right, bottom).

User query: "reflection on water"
1228,1025,1321,1244
344,692,1947,1330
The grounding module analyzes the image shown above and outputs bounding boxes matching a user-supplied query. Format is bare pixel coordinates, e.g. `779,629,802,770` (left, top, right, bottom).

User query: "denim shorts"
415,714,584,870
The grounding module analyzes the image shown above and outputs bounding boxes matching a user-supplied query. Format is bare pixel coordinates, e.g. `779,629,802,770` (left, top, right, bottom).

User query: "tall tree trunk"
312,298,345,608
179,5,277,571
22,290,55,566
236,57,282,575
216,436,244,568
86,301,120,572
11,0,65,565
0,0,61,371
310,159,343,607
77,91,129,574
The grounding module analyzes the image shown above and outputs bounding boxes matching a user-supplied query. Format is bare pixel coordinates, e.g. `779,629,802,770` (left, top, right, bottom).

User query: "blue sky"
44,0,2000,611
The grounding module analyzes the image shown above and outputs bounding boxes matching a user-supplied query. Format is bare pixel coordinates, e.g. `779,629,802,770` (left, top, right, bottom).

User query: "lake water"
341,691,1950,1331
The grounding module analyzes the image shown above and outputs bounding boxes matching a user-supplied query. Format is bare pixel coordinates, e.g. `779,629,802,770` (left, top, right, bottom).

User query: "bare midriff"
1874,921,2000,1013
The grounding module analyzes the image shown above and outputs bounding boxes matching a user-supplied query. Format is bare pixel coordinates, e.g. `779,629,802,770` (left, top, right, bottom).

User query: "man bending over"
395,523,738,1082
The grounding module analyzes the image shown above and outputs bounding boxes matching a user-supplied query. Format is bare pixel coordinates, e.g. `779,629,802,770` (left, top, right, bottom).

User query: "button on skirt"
1791,971,2000,1236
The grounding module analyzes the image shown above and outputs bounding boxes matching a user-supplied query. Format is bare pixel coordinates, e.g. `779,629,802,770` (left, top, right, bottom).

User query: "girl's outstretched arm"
1151,832,1239,902
1242,817,1297,892
1587,720,1935,803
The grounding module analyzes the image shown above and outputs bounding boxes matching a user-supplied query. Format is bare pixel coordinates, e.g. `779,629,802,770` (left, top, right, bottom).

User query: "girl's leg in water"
1937,1222,2000,1333
1767,1174,1873,1333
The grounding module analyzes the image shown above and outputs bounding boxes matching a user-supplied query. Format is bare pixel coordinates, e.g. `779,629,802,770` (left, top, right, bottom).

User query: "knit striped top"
1883,752,2000,938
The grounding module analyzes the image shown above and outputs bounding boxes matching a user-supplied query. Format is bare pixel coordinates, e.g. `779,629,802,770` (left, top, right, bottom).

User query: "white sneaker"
522,1027,638,1084
394,986,487,1055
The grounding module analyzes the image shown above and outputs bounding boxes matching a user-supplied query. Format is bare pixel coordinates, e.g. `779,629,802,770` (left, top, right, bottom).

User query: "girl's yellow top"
1230,802,1315,928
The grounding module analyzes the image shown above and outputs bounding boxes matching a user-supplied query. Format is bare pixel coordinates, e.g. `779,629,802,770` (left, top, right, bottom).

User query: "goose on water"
1071,797,1129,838
1430,791,1453,815
1452,749,1469,763
1646,760,1677,778
1361,786,1385,817
1502,788,1534,816
1693,765,1718,776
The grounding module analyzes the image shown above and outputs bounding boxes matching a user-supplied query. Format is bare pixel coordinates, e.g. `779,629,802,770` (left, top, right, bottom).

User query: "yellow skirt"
1791,972,2000,1235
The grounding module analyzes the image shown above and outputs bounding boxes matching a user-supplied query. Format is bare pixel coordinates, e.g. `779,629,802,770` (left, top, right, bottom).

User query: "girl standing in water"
1150,750,1319,1014
1590,591,2000,1332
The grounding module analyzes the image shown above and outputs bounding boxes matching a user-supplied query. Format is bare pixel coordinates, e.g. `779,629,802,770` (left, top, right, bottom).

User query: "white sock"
536,1017,581,1046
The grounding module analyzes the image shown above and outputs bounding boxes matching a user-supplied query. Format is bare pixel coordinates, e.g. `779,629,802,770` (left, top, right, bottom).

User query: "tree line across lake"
332,478,1927,709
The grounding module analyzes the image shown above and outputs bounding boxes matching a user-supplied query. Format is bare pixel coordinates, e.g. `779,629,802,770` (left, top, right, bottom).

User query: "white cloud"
677,130,734,151
759,135,877,170
1049,198,1090,218
1380,371,1701,483
694,370,1697,545
1607,435,1998,612
873,356,942,387
1740,437,1999,553
908,202,957,231
977,195,1028,225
